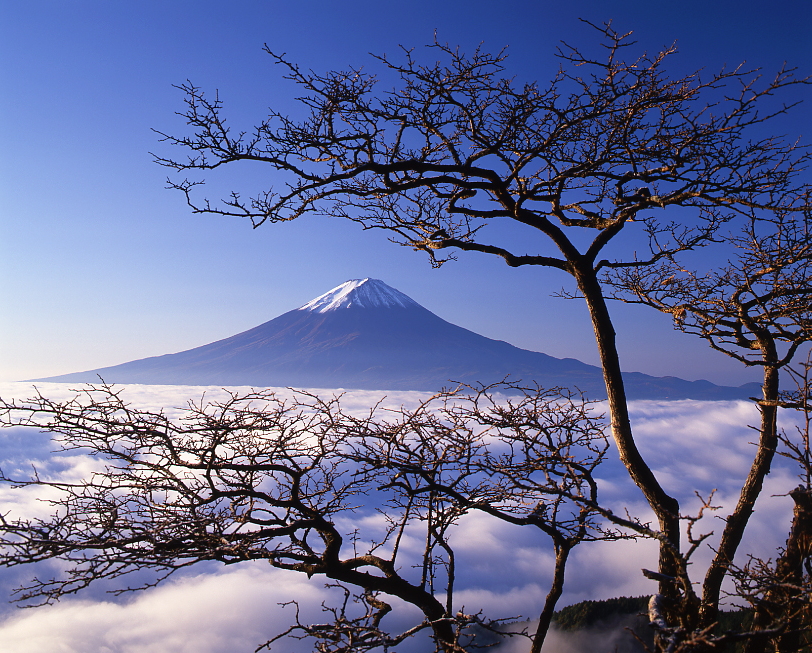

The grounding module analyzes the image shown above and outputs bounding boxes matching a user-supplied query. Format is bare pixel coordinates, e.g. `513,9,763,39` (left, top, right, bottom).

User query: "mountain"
34,279,760,400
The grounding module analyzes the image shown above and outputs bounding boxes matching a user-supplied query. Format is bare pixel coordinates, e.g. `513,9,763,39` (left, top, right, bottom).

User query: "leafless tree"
736,357,812,653
153,22,811,632
0,383,627,652
695,358,812,653
344,385,643,653
605,205,812,648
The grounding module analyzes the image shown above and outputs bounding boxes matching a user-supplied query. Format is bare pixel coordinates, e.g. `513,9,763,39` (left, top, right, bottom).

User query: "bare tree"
0,383,625,652
692,358,812,653
605,205,812,647
737,358,812,653
345,386,641,653
153,22,810,631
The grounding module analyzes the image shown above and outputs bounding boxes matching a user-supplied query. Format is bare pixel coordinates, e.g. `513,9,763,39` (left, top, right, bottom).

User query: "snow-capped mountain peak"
297,278,421,313
36,277,762,400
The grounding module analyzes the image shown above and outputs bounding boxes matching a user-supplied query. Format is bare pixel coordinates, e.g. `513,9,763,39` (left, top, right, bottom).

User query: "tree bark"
743,486,812,653
575,268,682,610
700,362,780,627
531,542,571,653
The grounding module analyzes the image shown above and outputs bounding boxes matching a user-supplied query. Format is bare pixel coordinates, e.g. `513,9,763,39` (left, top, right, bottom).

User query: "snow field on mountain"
297,278,421,312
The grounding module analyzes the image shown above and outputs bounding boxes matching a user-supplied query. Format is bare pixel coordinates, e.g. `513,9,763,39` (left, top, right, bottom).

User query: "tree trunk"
575,269,683,620
743,486,812,653
531,542,571,653
700,362,780,628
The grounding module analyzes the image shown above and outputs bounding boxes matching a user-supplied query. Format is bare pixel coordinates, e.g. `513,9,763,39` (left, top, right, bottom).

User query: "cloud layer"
0,382,805,652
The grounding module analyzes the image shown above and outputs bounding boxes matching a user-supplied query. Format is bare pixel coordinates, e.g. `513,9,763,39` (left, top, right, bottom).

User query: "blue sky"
1,0,810,384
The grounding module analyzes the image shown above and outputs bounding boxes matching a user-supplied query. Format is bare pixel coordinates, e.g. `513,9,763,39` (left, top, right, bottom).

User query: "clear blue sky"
1,0,810,384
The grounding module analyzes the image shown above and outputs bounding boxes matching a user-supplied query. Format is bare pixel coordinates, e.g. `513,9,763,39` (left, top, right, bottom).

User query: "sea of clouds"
0,382,804,653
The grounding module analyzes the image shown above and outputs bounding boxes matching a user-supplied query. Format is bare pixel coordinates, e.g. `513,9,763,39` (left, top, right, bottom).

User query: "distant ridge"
35,279,760,400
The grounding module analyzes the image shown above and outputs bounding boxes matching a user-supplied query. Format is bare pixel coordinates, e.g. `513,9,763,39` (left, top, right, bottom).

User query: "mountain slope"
36,279,759,399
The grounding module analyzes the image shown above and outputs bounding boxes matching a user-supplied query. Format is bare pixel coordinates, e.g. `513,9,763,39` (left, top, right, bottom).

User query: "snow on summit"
297,278,420,313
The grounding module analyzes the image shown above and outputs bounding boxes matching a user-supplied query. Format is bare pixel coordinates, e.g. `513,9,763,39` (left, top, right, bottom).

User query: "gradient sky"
2,0,810,385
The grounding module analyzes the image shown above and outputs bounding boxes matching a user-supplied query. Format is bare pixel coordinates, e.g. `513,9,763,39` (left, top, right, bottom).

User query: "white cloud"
0,565,328,653
0,383,807,652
